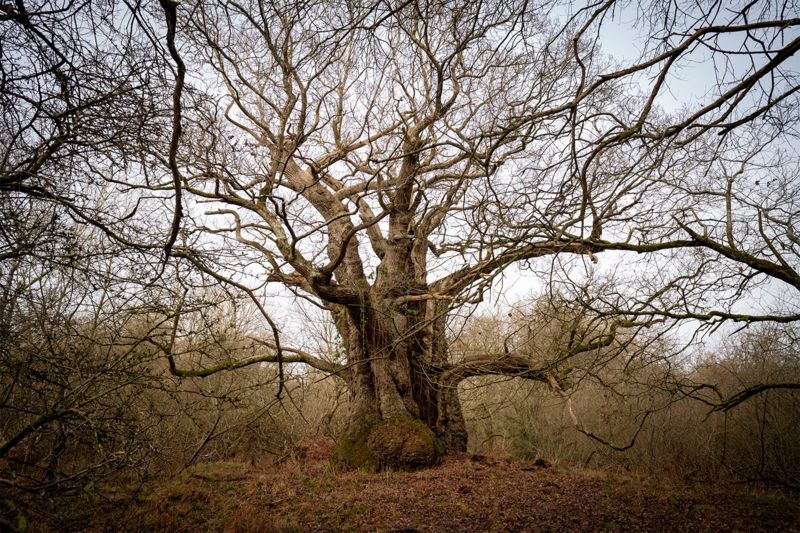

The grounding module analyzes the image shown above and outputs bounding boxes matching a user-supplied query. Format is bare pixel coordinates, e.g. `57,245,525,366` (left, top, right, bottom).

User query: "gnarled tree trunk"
332,293,470,470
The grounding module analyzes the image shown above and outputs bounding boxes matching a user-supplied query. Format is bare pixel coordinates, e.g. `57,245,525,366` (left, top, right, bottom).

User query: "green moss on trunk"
331,424,378,472
332,418,444,472
366,417,443,471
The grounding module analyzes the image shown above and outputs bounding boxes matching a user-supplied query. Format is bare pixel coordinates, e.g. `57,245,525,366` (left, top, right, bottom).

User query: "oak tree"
164,0,800,467
2,0,798,470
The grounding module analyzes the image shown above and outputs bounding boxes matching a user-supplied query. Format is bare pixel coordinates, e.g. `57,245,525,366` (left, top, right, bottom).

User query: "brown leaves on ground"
118,448,800,532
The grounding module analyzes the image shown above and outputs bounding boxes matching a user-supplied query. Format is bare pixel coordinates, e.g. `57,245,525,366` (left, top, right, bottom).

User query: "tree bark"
336,298,469,453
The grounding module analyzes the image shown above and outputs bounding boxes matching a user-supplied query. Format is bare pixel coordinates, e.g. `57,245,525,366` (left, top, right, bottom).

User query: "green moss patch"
332,418,444,472
366,417,443,471
331,424,378,472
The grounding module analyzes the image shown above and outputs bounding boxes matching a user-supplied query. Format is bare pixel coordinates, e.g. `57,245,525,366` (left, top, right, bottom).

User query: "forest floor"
32,441,800,532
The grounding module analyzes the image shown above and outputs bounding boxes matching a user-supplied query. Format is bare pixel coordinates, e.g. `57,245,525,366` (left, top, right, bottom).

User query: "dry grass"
78,444,799,532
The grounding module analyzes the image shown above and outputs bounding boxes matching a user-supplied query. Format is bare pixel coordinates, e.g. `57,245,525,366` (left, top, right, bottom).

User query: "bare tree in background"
0,1,179,257
0,0,183,496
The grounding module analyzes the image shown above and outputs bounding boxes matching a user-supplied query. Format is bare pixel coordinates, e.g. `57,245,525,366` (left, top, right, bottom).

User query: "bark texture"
334,293,470,464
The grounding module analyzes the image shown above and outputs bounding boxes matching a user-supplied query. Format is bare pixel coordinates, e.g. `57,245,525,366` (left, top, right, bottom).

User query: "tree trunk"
333,300,468,469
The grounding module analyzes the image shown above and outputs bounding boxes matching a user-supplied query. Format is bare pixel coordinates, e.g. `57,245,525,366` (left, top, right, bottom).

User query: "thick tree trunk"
409,358,468,452
409,301,468,452
336,301,468,461
337,307,403,434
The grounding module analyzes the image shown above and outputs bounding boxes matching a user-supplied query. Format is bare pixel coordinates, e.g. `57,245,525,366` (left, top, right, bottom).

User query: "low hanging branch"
159,0,185,260
0,408,85,459
711,383,800,412
160,285,345,381
546,375,651,452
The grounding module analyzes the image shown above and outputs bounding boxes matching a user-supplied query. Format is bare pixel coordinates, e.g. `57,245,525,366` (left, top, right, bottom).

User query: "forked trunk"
333,303,467,470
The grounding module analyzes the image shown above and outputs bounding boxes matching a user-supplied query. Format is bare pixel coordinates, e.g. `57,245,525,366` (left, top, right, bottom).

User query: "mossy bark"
367,417,443,470
329,236,470,470
332,302,467,471
331,423,378,471
332,417,443,472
